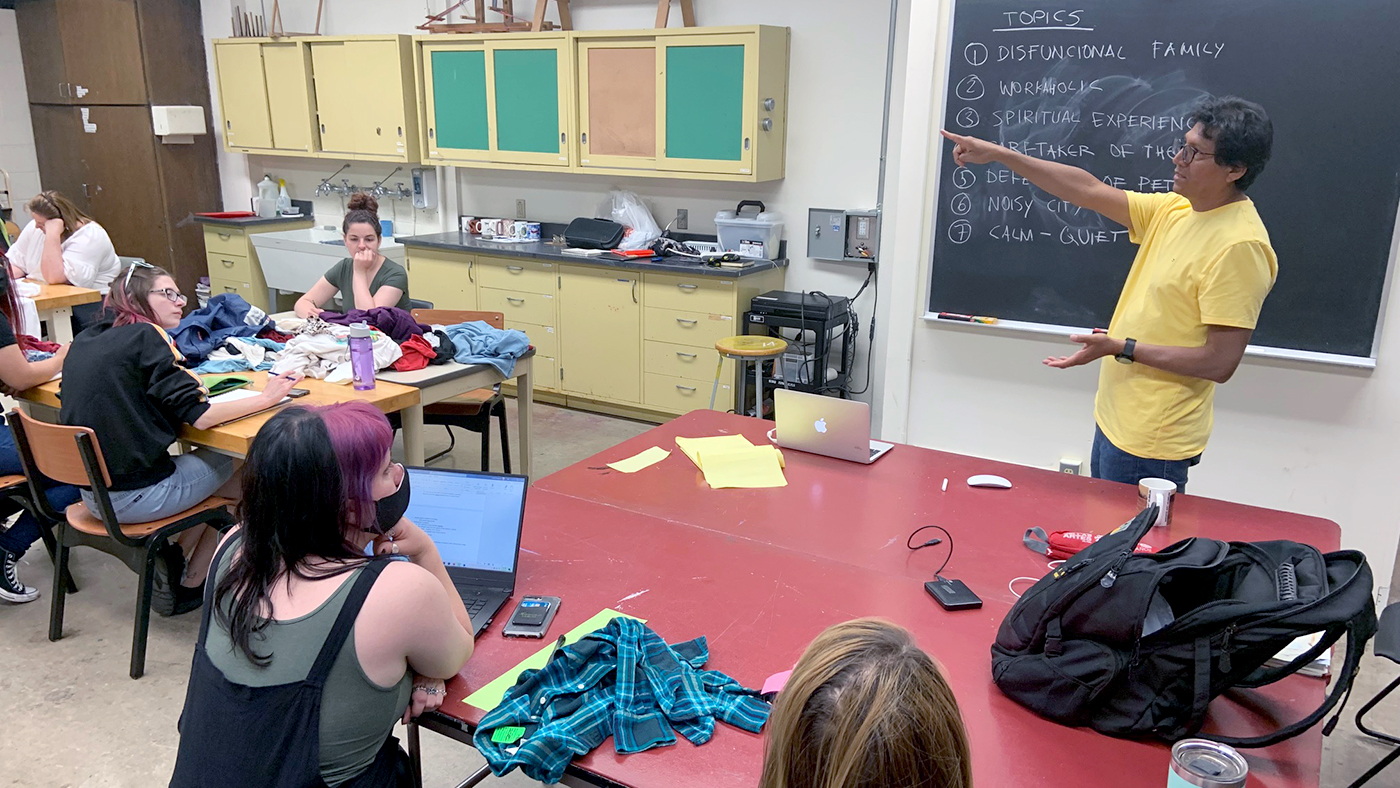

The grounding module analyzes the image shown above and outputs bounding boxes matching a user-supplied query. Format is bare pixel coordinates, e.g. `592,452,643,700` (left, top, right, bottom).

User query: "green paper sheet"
463,608,646,711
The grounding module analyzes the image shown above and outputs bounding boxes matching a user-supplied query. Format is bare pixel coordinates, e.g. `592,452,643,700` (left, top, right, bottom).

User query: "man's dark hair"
1186,96,1273,191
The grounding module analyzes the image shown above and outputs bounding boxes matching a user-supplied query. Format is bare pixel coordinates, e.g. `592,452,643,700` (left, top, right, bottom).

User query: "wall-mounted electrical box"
411,167,437,209
808,208,880,264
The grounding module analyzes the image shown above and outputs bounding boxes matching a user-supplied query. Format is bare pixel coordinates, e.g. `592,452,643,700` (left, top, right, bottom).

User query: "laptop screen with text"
403,468,527,575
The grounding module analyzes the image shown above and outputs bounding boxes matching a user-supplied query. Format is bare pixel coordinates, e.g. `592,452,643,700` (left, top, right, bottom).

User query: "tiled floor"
0,401,1396,788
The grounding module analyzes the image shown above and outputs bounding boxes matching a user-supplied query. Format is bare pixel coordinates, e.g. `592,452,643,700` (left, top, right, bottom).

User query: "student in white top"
6,191,121,294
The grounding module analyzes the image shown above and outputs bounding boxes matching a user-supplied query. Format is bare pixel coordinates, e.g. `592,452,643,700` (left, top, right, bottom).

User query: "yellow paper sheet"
606,446,671,473
698,443,788,489
675,435,755,469
464,608,645,711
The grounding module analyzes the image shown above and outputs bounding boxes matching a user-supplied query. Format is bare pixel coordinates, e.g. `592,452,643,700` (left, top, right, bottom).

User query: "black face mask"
375,464,410,534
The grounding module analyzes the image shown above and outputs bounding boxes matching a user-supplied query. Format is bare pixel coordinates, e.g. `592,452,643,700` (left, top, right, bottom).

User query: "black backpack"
992,506,1377,746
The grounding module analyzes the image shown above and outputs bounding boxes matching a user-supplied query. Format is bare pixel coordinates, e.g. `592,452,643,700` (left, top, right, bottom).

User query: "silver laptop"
774,389,893,464
402,467,529,637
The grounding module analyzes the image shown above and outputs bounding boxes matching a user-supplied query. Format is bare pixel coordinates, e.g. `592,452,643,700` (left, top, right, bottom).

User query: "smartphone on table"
502,596,561,638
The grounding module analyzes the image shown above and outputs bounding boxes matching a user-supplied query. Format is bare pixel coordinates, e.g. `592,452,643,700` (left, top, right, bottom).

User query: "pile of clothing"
170,298,534,381
473,617,770,783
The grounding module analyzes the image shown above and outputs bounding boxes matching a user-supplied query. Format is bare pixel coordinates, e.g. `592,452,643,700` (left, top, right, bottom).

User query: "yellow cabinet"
405,248,478,311
575,25,790,182
200,220,313,311
262,42,318,153
213,42,272,150
476,256,557,294
309,36,418,162
416,33,573,170
558,265,640,404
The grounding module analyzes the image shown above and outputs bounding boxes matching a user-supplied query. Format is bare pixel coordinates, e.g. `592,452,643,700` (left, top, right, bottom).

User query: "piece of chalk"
942,478,948,492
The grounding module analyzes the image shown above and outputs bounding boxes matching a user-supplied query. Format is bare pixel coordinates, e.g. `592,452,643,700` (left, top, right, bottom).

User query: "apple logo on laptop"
814,418,827,434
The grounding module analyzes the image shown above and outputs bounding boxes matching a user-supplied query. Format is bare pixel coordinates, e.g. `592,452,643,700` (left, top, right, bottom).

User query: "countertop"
396,231,787,278
194,214,314,228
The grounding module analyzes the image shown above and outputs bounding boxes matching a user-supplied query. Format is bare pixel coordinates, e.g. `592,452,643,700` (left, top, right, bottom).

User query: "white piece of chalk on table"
942,478,948,492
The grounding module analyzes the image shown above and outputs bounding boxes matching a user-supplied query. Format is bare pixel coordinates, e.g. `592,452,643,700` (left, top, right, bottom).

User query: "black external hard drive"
925,578,983,611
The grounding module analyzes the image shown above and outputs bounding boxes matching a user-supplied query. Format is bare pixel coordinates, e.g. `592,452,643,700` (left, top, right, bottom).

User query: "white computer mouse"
967,474,1012,489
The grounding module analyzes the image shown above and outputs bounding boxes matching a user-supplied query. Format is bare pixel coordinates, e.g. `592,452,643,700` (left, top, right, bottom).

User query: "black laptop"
401,467,528,636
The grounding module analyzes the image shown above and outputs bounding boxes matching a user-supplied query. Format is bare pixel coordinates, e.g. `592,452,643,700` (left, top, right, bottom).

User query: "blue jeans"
0,426,81,556
1091,425,1200,493
82,450,235,524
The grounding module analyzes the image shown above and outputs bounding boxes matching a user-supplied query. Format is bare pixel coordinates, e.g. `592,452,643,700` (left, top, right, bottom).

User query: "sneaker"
0,547,40,604
172,581,205,616
149,543,185,617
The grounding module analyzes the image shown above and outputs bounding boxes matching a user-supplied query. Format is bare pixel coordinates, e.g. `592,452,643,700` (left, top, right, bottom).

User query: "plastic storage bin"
715,200,784,260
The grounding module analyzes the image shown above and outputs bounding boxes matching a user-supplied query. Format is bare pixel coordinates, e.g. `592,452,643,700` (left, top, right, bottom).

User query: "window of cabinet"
422,44,491,163
657,37,752,175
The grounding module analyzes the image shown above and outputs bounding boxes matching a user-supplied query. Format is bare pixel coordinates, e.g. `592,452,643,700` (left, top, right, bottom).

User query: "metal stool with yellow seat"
711,335,788,416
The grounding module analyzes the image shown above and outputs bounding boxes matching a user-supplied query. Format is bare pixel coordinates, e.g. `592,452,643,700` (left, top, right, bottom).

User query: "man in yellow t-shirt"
941,96,1276,491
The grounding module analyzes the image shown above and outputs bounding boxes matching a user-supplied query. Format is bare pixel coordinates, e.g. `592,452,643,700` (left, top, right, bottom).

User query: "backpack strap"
1204,614,1371,748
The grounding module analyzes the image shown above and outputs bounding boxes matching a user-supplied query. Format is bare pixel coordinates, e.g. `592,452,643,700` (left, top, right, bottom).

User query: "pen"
937,312,998,325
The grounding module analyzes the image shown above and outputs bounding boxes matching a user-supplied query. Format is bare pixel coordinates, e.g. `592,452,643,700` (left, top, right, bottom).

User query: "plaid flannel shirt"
473,616,771,783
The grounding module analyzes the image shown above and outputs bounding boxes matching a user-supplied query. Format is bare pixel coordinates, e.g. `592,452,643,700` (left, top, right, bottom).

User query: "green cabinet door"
660,40,753,174
490,43,570,166
426,47,490,162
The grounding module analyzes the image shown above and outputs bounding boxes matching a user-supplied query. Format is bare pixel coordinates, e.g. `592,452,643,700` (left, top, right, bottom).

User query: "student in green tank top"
295,193,411,317
170,402,474,786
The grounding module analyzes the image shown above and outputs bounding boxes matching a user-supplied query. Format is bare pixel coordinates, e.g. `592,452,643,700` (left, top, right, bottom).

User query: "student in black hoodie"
60,262,300,614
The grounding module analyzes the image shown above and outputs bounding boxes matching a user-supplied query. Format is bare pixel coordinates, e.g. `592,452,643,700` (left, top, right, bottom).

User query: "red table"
417,411,1340,788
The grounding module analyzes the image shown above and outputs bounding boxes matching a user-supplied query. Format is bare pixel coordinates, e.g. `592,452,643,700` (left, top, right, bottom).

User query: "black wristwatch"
1115,338,1137,364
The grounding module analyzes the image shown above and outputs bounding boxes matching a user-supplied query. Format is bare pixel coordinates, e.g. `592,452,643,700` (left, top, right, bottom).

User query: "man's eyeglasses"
151,287,188,306
1175,143,1218,165
122,259,154,288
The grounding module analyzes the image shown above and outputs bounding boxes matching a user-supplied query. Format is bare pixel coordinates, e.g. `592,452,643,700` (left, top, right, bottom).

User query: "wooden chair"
410,309,511,471
7,410,235,679
0,469,77,594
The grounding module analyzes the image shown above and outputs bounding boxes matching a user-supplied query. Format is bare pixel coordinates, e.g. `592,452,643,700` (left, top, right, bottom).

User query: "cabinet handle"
217,232,232,240
762,118,773,132
676,352,697,359
506,265,523,272
632,279,638,304
221,259,235,267
321,123,326,133
676,318,697,325
677,283,698,290
398,126,403,137
81,183,89,198
560,132,566,144
507,297,525,304
468,261,474,283
376,127,382,136
744,137,751,150
581,132,587,144
675,385,697,392
58,81,65,98
429,128,435,138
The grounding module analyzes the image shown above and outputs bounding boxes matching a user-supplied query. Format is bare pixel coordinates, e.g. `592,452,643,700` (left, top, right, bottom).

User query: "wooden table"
25,280,101,343
18,371,420,457
414,411,1341,788
378,351,534,476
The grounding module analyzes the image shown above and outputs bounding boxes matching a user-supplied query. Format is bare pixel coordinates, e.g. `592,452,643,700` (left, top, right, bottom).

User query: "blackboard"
928,0,1400,360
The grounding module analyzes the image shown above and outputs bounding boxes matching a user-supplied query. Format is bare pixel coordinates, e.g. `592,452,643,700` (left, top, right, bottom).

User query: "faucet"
370,167,402,200
314,164,351,197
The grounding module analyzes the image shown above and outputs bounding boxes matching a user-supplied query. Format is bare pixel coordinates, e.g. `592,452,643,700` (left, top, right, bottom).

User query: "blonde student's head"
26,190,93,240
760,618,973,788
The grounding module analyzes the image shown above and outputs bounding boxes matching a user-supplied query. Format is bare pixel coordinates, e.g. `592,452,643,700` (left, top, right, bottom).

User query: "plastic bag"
598,190,661,251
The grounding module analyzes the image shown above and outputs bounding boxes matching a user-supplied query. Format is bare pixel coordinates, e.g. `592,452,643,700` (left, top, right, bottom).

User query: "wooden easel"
267,0,322,38
655,0,696,27
419,0,568,33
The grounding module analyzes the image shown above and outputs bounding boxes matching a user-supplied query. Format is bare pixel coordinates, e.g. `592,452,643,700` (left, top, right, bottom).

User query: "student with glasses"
57,262,302,615
940,96,1276,491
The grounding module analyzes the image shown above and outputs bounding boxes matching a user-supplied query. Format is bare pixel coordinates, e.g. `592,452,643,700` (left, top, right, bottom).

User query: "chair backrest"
412,309,505,330
407,297,435,310
9,409,112,488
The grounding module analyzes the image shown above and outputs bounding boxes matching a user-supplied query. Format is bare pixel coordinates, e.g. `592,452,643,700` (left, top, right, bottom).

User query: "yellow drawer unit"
510,321,559,358
203,227,248,256
644,372,730,413
206,251,255,284
476,257,558,295
643,307,738,348
642,272,735,314
643,340,730,382
479,288,557,326
208,276,253,298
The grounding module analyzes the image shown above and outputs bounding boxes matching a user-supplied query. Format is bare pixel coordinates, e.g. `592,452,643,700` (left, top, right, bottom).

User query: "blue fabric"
23,349,53,362
443,321,530,376
171,294,270,364
1091,424,1200,493
191,337,285,374
473,617,770,783
0,425,80,555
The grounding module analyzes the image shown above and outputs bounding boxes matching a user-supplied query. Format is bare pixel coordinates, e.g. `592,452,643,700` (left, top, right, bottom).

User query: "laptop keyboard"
464,595,489,614
870,447,879,458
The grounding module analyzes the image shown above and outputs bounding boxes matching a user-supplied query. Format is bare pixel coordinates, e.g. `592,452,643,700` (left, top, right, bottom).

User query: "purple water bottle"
349,322,376,391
